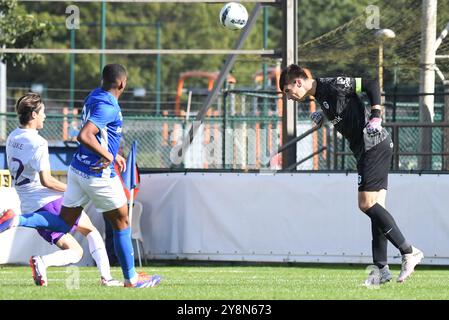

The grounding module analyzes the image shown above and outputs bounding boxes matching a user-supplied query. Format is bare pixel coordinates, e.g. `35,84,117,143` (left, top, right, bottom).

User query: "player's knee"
108,217,129,230
116,218,129,230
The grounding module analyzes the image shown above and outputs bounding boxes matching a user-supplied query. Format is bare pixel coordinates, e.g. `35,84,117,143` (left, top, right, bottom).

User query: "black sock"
371,221,388,268
365,203,412,255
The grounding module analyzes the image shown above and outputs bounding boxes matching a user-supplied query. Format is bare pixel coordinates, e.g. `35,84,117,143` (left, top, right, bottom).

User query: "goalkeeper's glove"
365,108,382,135
310,111,324,128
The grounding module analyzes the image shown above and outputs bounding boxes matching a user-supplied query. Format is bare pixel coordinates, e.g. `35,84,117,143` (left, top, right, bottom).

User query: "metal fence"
333,123,449,171
1,90,448,171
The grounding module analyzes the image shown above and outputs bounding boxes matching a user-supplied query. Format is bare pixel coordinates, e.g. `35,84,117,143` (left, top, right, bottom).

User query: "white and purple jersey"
71,88,123,178
6,128,63,213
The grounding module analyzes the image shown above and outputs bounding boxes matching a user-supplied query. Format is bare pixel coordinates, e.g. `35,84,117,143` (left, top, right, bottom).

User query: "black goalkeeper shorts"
357,135,393,192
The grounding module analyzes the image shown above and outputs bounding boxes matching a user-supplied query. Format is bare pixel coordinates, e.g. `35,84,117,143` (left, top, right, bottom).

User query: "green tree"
0,0,51,67
6,2,271,112
9,1,433,112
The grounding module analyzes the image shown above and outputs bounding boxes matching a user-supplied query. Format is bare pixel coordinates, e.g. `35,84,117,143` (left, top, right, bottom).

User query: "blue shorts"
35,197,80,245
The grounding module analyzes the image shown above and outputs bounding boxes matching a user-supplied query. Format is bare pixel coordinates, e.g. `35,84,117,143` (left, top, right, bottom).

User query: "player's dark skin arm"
77,121,127,173
77,121,114,172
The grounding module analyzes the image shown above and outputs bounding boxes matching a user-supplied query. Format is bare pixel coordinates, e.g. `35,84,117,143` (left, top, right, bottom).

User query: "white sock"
87,230,112,281
41,249,82,267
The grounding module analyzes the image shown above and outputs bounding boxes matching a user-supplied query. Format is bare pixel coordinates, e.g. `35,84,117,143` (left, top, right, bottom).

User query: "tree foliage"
0,0,52,67
5,0,447,104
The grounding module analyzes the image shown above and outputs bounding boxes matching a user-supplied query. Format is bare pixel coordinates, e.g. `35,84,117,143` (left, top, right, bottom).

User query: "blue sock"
113,227,136,281
19,211,71,233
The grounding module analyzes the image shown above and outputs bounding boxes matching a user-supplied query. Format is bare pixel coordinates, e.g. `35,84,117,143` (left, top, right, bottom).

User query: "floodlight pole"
374,28,395,115
378,42,384,100
437,70,449,170
281,0,298,170
435,21,449,169
262,6,269,116
419,0,437,170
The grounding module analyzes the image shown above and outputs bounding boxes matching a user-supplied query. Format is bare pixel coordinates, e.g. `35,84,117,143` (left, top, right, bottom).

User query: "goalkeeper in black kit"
280,64,423,286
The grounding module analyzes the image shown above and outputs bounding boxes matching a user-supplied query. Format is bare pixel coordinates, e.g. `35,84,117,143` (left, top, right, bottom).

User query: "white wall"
137,172,449,265
2,172,449,266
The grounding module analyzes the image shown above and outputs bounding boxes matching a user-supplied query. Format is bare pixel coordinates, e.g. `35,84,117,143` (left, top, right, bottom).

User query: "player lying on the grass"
280,65,424,286
0,65,160,288
2,93,122,287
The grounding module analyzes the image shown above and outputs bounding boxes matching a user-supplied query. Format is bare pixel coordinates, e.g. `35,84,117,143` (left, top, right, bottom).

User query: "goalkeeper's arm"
359,78,382,134
360,78,382,117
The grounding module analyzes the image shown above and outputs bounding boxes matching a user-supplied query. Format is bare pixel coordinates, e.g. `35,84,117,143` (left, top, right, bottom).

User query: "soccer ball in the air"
219,2,248,30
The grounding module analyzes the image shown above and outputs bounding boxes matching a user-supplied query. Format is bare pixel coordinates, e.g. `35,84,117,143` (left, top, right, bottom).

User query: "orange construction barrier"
175,71,236,116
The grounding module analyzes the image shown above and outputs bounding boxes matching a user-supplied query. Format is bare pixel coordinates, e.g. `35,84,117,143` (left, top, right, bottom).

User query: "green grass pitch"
1,263,448,300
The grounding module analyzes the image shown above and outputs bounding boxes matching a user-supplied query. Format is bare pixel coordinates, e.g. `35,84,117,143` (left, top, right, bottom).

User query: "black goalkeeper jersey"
314,77,372,160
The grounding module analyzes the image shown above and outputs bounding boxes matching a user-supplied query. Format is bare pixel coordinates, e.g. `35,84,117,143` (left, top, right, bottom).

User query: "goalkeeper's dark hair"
279,64,310,90
15,93,44,125
101,64,127,90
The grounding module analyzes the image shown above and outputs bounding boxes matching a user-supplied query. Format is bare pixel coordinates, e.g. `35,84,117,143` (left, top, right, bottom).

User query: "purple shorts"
35,197,80,245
